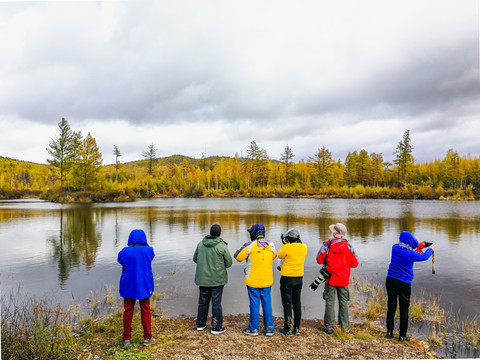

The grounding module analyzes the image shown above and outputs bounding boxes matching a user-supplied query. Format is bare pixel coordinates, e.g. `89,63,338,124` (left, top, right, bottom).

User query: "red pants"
122,297,152,340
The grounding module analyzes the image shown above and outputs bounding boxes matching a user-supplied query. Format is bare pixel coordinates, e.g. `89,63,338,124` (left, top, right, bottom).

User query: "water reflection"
344,218,385,241
1,198,479,322
48,206,102,287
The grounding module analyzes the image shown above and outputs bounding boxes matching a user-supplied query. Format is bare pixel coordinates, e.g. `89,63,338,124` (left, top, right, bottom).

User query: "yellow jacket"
234,239,277,288
278,242,307,277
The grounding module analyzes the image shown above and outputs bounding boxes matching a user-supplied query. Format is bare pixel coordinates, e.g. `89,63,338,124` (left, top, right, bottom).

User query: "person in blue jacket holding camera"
118,229,156,348
386,231,435,341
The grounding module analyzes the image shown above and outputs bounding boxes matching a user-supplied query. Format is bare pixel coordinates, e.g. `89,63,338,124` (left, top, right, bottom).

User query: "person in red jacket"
315,223,358,334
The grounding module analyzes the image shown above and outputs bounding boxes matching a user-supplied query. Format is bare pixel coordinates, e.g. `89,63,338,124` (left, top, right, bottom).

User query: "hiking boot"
386,330,394,339
398,335,410,342
123,339,131,349
243,328,259,336
279,328,293,337
293,327,301,336
196,326,206,331
211,327,226,335
143,338,157,346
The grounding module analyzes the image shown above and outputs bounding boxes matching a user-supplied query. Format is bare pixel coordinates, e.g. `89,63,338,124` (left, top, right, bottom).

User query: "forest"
1,118,479,201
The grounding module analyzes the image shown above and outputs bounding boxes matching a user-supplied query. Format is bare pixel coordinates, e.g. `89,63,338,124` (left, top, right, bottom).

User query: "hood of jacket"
202,235,223,247
128,229,148,246
329,238,349,254
248,224,265,240
399,231,418,249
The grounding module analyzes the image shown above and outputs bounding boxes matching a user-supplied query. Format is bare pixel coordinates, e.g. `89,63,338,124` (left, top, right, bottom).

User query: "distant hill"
101,154,231,175
0,156,53,174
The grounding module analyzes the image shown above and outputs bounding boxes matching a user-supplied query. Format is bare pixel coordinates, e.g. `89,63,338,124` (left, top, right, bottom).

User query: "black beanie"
210,224,221,237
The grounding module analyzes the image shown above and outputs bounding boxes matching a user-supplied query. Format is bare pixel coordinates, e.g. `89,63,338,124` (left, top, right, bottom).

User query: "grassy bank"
2,279,479,359
0,309,433,360
6,184,477,203
0,286,429,360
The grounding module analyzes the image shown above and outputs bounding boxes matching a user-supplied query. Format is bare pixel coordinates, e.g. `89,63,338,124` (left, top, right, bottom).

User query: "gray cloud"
0,0,479,165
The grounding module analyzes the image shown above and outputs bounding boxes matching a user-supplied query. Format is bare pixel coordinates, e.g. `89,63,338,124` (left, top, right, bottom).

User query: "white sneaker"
197,326,206,331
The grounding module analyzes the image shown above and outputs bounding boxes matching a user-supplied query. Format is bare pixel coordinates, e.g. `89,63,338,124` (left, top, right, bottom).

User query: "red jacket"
316,238,358,287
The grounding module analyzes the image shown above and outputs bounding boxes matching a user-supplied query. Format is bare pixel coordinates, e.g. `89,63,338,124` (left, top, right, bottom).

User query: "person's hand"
429,243,436,251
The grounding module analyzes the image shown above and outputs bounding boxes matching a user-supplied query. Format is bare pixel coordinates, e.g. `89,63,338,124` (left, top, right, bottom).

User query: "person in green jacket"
193,224,233,335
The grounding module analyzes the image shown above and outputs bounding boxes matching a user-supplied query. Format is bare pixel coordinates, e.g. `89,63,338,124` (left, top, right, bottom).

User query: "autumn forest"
1,118,479,202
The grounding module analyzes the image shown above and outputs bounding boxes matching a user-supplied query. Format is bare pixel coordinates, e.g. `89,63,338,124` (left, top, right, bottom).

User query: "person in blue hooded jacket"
386,231,435,341
118,229,156,348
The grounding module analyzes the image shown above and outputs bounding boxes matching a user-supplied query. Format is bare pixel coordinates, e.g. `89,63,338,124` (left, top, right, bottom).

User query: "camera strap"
323,240,332,266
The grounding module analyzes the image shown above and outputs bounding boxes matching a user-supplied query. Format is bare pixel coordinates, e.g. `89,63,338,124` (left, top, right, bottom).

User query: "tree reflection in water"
48,206,102,287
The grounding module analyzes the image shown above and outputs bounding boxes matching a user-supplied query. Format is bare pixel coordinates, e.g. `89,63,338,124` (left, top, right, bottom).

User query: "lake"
1,198,479,324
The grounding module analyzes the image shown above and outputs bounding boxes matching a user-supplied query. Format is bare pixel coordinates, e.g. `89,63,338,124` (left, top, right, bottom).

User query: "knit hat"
247,224,265,240
329,223,347,238
210,224,221,237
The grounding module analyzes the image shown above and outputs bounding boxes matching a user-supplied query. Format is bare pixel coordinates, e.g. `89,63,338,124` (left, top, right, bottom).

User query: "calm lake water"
1,198,479,324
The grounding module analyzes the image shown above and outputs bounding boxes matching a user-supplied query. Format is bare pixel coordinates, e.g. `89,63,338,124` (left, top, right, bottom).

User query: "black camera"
319,266,331,280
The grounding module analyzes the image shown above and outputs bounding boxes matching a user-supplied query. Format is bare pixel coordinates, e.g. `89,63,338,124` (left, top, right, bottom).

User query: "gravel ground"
148,315,435,360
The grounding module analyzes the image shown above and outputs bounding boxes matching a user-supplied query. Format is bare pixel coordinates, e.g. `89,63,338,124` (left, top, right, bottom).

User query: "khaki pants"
323,283,350,332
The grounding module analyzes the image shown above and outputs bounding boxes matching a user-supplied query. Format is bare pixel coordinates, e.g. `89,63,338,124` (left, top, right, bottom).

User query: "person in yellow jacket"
234,224,277,336
277,228,308,336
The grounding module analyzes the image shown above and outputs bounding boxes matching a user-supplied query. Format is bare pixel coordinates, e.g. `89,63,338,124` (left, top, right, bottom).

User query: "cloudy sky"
0,1,479,165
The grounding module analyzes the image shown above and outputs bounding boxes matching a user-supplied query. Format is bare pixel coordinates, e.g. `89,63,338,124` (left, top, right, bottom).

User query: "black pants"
280,276,303,331
196,286,224,331
386,276,411,337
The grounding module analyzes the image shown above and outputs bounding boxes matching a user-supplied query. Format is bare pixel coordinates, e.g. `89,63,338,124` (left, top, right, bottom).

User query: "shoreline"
80,314,436,359
2,191,478,203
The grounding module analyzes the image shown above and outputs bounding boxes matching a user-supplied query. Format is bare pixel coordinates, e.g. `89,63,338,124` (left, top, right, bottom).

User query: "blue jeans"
247,286,274,333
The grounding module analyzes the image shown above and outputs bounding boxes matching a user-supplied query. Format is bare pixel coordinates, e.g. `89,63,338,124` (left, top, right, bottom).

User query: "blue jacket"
387,231,433,284
118,229,155,300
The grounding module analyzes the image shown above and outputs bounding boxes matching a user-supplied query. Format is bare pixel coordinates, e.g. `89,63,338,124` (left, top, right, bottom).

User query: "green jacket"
193,235,233,287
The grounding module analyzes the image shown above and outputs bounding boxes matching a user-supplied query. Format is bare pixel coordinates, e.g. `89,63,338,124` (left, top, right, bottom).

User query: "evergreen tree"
246,141,261,188
393,130,414,186
113,145,122,183
280,144,294,186
46,118,76,191
142,143,157,176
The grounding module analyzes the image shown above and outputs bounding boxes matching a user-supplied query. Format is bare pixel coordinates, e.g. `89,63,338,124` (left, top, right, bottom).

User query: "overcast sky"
0,0,479,166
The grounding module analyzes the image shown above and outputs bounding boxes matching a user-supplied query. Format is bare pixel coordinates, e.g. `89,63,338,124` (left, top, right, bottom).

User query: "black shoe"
293,327,300,336
279,328,293,337
386,330,394,339
398,335,410,342
211,327,226,335
321,326,333,335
